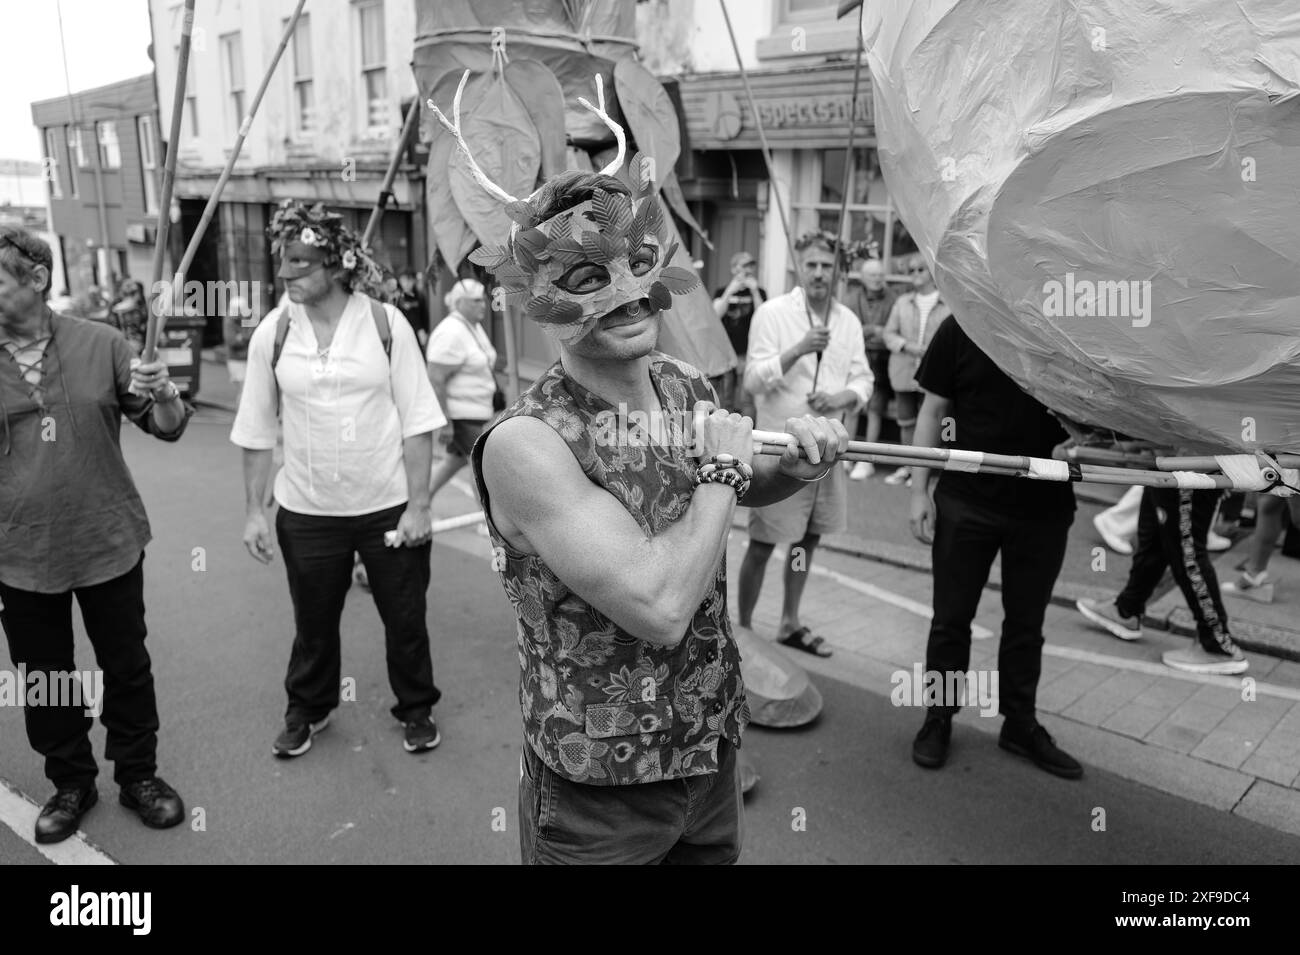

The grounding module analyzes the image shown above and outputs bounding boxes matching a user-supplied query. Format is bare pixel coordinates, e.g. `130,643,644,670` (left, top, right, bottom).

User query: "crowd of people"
1,174,1291,864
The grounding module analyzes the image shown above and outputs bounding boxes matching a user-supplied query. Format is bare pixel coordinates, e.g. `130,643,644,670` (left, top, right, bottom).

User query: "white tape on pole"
1026,458,1071,481
943,449,984,472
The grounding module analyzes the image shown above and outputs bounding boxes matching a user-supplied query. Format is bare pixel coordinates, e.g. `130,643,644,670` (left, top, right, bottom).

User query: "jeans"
519,738,743,865
925,488,1072,725
1116,488,1233,654
275,503,440,724
0,555,159,788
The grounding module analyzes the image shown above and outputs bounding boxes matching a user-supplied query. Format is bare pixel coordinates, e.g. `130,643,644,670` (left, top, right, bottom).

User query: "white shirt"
426,314,497,420
915,290,940,343
743,287,874,431
230,293,446,516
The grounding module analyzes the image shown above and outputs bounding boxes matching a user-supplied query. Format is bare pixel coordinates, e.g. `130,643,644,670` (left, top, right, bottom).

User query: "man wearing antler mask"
433,74,849,864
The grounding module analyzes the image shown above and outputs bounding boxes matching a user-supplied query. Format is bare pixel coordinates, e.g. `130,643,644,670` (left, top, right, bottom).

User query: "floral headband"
267,200,384,289
429,73,699,345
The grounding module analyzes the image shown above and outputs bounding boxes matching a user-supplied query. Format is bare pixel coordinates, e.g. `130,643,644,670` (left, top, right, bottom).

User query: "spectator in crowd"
426,278,499,506
0,226,191,843
1094,485,1232,556
712,251,765,415
231,200,446,759
1221,494,1300,603
909,313,1082,778
739,232,872,658
882,257,949,486
840,257,896,479
111,279,148,355
393,270,429,349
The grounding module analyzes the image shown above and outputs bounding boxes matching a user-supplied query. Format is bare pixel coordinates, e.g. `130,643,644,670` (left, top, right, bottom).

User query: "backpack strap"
269,299,393,416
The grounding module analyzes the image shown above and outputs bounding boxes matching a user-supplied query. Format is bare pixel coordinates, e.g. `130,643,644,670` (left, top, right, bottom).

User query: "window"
288,13,314,133
221,32,246,135
69,125,88,169
97,121,121,169
358,1,388,130
788,147,916,279
137,115,159,214
174,44,199,137
44,129,62,199
760,0,855,60
64,127,80,196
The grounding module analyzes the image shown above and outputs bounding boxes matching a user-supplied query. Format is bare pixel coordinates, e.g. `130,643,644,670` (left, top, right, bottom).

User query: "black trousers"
275,503,440,724
0,555,159,789
925,488,1072,724
1116,488,1232,653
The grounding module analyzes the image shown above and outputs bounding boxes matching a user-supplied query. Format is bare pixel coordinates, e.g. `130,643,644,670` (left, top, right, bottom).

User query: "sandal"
778,626,833,658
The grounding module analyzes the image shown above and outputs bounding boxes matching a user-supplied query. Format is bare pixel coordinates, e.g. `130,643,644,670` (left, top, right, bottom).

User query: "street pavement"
1,370,1298,865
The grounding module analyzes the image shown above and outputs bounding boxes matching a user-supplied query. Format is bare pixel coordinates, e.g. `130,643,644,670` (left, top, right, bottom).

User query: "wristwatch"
153,380,181,403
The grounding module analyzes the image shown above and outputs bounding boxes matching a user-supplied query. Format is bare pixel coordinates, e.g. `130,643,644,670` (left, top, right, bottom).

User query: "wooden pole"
361,98,421,248
145,0,309,361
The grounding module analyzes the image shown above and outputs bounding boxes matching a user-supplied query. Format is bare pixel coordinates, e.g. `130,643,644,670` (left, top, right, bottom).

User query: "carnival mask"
433,73,700,345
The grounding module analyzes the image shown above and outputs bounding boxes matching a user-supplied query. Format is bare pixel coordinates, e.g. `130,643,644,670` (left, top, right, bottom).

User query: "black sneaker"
912,713,952,768
999,721,1083,780
119,776,185,829
272,715,330,759
35,785,98,845
403,714,441,753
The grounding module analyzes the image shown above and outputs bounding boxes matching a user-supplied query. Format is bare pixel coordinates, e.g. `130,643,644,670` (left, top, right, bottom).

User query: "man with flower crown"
230,201,448,759
430,74,850,864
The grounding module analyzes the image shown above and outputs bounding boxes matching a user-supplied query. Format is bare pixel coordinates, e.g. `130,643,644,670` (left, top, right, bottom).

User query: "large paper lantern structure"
413,0,733,376
864,0,1300,453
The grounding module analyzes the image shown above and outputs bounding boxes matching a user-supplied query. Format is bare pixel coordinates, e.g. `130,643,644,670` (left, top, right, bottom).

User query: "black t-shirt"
714,285,766,356
915,315,1075,516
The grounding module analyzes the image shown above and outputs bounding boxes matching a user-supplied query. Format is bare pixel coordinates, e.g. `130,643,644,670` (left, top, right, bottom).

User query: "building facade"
148,0,427,341
31,75,160,297
637,0,917,298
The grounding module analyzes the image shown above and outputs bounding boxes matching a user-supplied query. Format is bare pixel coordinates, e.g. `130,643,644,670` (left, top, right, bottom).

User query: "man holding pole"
0,226,190,843
736,231,873,658
908,313,1082,778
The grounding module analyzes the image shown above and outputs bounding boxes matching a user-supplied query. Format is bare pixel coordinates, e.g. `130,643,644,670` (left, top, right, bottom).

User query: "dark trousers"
275,503,440,724
519,738,742,865
1116,488,1232,653
0,555,158,789
925,488,1072,724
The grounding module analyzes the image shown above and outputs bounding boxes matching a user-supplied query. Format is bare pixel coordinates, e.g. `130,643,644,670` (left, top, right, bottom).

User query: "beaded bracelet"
695,463,752,500
700,453,754,480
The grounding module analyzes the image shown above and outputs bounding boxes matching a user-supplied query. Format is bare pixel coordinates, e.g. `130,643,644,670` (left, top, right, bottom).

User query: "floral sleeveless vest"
471,352,748,786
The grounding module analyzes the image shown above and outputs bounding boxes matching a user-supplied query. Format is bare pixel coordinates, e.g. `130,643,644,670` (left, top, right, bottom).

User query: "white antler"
577,74,626,177
427,70,519,204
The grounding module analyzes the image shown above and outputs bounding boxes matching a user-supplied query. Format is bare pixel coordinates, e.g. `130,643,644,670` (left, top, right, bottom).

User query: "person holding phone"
231,201,446,759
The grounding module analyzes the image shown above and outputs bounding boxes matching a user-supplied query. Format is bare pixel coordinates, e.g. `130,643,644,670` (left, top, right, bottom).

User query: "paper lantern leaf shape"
657,266,700,294
612,55,681,185
661,171,711,248
581,231,624,265
469,244,513,269
449,75,542,245
427,130,476,271
503,59,568,178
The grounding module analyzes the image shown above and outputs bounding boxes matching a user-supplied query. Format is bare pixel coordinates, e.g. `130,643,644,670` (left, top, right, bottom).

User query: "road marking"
806,562,994,640
1041,644,1300,701
0,778,117,865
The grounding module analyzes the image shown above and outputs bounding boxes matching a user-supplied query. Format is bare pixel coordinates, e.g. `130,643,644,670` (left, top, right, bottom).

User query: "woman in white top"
427,279,498,504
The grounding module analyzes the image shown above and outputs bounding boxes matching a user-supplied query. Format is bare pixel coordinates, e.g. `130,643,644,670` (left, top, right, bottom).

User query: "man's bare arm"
482,415,739,647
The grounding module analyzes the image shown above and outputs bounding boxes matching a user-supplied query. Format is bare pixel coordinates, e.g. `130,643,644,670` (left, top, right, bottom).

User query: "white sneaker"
884,466,911,486
1206,530,1232,553
849,461,874,481
1222,569,1274,603
1075,597,1142,641
1092,514,1133,556
1162,645,1249,675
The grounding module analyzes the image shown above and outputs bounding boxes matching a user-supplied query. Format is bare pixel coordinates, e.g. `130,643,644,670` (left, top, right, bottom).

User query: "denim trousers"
519,738,743,865
275,503,440,724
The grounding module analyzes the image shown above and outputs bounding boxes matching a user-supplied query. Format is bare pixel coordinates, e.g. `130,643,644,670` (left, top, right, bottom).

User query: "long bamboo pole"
146,0,196,333
825,0,866,307
361,98,422,248
144,0,309,362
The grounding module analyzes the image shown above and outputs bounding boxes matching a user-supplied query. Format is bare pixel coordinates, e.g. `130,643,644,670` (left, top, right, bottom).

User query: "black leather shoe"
912,713,952,768
35,785,98,844
999,721,1084,780
119,776,185,829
